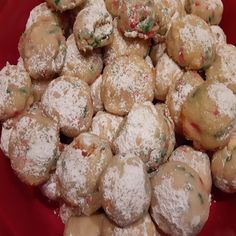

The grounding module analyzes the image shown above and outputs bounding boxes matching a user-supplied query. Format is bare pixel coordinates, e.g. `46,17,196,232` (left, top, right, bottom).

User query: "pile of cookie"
1,0,236,235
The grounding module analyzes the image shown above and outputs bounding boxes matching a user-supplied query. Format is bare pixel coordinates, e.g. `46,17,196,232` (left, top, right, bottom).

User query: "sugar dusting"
114,102,167,169
152,177,190,236
10,115,59,178
41,77,92,133
102,155,150,225
208,82,236,118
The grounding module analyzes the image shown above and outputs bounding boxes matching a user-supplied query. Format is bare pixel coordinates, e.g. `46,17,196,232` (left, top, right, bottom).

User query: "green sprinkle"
198,193,204,205
19,88,27,95
54,0,60,5
139,17,154,33
90,38,101,48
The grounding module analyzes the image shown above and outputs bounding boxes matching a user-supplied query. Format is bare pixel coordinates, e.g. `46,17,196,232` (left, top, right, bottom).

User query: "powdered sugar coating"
208,82,236,119
41,76,93,137
25,3,58,30
169,145,212,192
91,75,104,113
61,35,103,85
73,6,113,51
91,111,124,144
101,55,154,116
151,161,210,236
9,112,60,186
113,102,168,172
0,60,32,121
56,133,112,206
99,153,151,227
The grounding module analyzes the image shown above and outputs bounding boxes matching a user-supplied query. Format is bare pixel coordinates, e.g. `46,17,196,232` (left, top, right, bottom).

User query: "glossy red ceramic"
0,1,236,236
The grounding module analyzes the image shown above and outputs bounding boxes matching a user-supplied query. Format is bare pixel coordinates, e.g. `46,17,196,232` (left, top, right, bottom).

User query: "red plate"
0,1,236,236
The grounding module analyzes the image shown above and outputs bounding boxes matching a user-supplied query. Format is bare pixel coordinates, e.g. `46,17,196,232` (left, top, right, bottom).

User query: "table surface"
0,1,236,236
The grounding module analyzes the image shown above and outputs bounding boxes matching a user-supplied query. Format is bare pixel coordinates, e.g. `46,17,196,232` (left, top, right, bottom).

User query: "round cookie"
181,81,236,151
113,102,170,173
105,0,122,16
91,111,124,146
104,18,151,65
61,35,103,85
206,44,236,94
19,19,66,80
101,55,155,116
41,76,93,137
0,59,32,121
185,0,223,25
8,109,60,186
166,71,204,132
102,213,159,236
25,3,59,30
73,6,113,52
154,53,183,101
150,161,210,236
99,153,151,227
46,0,85,12
169,145,212,193
166,14,216,70
64,214,105,236
117,0,158,39
90,75,104,113
32,80,50,102
211,132,236,193
56,133,112,206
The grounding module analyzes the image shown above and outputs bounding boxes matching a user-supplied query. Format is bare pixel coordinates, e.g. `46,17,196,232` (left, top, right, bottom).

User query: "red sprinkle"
190,122,201,133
